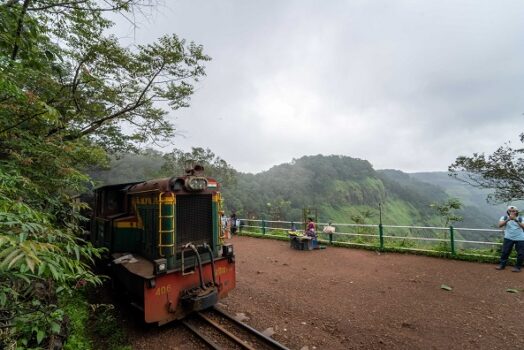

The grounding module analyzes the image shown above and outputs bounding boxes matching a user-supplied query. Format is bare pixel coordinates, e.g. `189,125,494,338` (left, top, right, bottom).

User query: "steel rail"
212,307,290,350
196,312,257,350
181,319,222,350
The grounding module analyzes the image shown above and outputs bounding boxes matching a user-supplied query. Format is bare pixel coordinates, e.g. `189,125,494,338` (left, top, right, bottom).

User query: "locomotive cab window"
100,189,126,216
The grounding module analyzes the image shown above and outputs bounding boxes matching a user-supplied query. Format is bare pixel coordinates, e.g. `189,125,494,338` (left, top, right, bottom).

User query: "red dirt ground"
126,235,524,349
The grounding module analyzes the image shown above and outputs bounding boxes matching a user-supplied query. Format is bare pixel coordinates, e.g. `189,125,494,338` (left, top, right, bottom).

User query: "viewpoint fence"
238,219,504,261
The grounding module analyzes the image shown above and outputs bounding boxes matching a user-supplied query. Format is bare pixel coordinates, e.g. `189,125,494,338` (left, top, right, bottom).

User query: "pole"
379,224,384,250
379,202,383,226
378,203,384,249
449,225,455,255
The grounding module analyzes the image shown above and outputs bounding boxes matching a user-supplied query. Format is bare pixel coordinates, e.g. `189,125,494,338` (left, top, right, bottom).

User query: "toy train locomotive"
90,165,235,325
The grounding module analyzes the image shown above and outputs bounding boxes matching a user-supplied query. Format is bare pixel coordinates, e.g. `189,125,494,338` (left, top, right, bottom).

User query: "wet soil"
124,236,524,350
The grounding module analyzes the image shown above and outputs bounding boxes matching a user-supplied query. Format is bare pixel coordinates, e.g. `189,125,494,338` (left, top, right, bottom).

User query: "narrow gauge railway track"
182,306,289,350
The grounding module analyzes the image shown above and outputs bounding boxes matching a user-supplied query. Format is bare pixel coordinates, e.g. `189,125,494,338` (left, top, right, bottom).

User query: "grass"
61,291,92,350
60,287,131,350
88,302,131,350
239,228,505,265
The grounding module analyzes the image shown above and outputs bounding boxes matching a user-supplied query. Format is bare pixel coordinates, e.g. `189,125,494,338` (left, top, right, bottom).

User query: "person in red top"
305,217,316,238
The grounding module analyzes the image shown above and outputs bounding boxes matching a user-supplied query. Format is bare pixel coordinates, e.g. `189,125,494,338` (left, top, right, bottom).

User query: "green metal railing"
238,219,504,261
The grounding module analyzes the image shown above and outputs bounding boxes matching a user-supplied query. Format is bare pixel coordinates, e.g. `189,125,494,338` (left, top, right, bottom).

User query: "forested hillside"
378,170,495,229
223,155,495,230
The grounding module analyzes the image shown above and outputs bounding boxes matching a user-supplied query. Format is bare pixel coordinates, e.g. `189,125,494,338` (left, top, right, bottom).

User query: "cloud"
109,0,524,173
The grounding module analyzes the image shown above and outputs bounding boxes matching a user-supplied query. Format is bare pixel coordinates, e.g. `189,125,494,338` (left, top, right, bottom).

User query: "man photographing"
496,205,524,272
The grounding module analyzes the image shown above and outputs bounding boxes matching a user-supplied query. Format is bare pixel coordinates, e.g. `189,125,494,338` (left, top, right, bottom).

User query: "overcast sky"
111,0,524,174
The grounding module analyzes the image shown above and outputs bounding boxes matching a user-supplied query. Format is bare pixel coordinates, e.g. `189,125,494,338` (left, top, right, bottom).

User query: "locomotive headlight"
186,177,208,191
222,243,234,257
154,258,167,275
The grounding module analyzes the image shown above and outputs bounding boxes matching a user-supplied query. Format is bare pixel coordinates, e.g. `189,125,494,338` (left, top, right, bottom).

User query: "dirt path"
126,236,524,349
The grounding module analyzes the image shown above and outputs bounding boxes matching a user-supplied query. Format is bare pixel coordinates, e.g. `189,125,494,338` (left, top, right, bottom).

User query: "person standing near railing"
230,212,238,236
496,205,524,272
220,211,231,239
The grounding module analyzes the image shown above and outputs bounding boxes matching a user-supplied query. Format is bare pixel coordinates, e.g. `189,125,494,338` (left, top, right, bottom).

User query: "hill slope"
223,155,495,232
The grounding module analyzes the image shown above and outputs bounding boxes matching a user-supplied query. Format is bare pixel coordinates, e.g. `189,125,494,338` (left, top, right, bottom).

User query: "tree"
1,1,209,154
265,199,291,221
89,148,165,185
160,147,237,188
449,141,524,203
430,198,463,227
0,1,209,347
159,147,239,214
429,198,463,252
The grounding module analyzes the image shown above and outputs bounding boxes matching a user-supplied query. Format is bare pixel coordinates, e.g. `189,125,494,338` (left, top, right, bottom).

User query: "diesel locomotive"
90,165,235,325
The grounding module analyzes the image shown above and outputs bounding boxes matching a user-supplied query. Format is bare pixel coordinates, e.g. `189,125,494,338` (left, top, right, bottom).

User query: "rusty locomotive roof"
127,177,174,193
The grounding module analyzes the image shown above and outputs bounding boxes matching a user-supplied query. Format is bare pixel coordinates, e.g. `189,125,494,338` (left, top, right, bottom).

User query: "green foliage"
265,199,292,221
377,169,448,215
60,291,131,350
240,226,502,265
88,147,239,204
223,155,385,219
224,155,469,229
0,170,104,349
11,301,66,349
89,148,165,186
62,293,91,350
430,198,463,227
159,147,237,187
1,0,209,347
429,198,463,251
88,303,129,349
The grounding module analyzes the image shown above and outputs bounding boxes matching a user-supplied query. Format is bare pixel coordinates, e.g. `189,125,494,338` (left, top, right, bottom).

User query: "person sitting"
305,217,316,238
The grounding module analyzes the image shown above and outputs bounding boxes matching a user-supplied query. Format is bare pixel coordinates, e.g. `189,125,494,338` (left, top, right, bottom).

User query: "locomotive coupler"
180,283,218,311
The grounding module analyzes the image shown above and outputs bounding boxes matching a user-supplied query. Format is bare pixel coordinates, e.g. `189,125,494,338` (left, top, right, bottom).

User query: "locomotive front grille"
176,194,213,249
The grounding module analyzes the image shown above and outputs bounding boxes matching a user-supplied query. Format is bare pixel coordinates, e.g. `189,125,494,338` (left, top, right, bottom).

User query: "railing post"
329,233,333,245
449,225,455,255
379,224,384,250
262,220,266,235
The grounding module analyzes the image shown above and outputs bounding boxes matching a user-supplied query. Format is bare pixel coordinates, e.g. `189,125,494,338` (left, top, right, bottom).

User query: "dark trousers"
499,238,524,267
